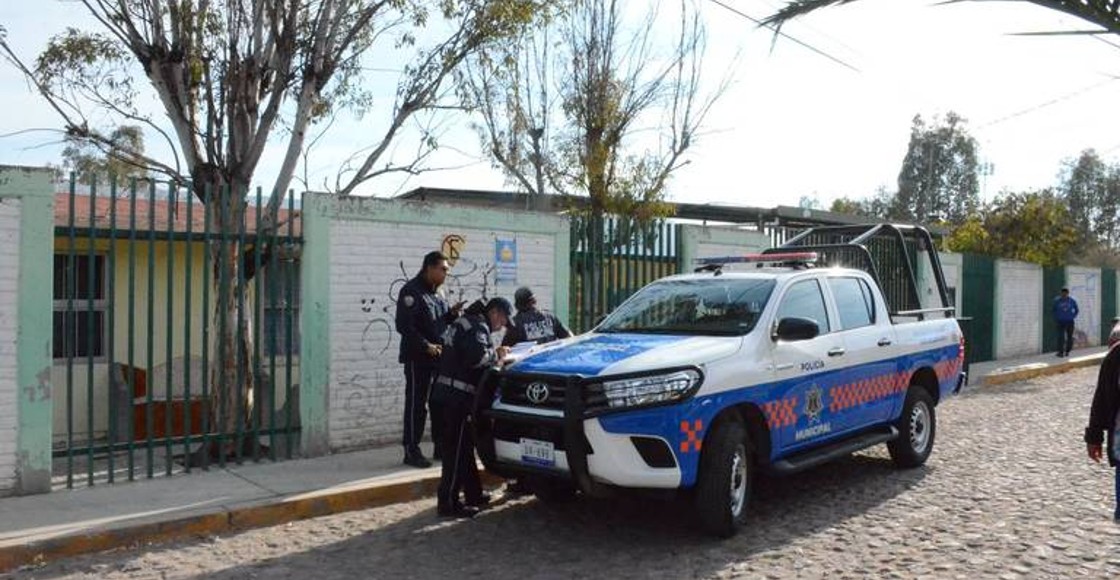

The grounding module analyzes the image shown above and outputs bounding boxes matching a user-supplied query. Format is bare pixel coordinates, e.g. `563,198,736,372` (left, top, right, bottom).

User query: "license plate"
520,437,555,467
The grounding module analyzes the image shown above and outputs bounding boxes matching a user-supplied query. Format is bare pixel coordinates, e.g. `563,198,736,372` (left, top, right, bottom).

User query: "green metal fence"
569,215,682,333
961,253,996,363
1103,269,1117,345
54,175,302,487
1042,266,1065,354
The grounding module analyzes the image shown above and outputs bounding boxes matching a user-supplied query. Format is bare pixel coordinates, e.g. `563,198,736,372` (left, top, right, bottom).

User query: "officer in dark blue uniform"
502,286,572,347
395,251,465,468
499,286,571,495
432,297,512,518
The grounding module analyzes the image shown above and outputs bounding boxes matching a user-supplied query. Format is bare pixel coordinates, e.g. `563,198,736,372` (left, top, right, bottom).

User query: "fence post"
299,193,331,457
0,167,55,495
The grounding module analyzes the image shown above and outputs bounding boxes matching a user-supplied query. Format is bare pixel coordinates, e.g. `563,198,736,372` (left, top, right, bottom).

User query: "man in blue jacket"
1053,287,1080,358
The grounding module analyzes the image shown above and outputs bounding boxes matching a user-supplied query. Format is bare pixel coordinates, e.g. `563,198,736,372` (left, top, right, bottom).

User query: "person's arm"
552,314,572,339
1073,298,1080,318
501,323,523,347
1086,346,1120,460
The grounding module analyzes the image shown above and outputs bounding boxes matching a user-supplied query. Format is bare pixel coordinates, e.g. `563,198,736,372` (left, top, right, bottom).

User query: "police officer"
432,297,512,518
395,251,465,468
501,286,572,347
500,286,571,495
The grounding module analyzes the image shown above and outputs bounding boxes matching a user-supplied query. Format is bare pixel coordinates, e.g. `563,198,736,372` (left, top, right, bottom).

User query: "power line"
976,76,1120,129
706,0,861,73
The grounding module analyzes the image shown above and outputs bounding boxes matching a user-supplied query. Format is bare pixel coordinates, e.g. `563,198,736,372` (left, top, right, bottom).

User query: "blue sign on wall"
495,238,518,284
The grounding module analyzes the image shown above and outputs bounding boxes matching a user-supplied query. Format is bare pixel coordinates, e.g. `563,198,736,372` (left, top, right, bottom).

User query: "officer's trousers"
403,361,443,456
436,388,483,508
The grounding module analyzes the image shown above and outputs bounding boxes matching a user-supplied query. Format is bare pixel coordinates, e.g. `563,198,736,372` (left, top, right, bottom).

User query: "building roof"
54,192,302,238
395,187,944,234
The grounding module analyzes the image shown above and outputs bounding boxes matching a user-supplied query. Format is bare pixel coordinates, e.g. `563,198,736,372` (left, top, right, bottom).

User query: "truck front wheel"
694,419,751,538
888,386,936,468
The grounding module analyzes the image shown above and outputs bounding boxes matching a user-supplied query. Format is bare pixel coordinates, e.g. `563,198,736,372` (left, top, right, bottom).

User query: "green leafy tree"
829,186,896,218
894,112,980,225
0,1,546,458
61,124,149,182
945,190,1080,266
1059,148,1120,247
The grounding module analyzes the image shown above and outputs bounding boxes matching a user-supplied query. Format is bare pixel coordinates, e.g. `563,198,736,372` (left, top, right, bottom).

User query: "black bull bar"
473,370,597,493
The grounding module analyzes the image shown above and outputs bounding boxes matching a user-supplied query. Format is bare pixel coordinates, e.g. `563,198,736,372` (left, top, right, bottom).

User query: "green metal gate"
569,215,681,333
55,175,302,487
961,253,996,363
1102,269,1117,344
1042,266,1066,354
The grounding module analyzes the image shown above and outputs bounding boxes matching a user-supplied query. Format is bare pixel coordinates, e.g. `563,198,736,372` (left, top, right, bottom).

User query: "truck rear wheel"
888,386,936,468
694,419,751,538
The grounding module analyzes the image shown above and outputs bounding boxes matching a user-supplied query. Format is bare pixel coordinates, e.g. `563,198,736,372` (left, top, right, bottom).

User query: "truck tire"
888,386,936,468
694,419,751,538
528,475,578,504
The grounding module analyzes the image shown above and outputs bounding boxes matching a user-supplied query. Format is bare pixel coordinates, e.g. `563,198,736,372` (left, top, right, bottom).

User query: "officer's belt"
434,375,476,395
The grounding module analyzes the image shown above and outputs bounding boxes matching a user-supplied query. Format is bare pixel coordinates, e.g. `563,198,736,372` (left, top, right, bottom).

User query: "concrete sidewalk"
0,442,470,573
969,345,1108,386
0,346,1110,573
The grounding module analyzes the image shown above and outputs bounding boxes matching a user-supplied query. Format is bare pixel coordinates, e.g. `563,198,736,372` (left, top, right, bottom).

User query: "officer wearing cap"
432,297,513,518
499,287,571,496
502,286,572,347
395,251,465,468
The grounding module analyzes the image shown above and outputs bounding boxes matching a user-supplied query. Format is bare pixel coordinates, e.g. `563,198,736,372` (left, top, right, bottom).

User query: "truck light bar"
695,252,819,266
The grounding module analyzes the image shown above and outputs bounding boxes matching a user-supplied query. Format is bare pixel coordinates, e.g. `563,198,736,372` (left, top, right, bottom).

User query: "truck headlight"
601,369,702,409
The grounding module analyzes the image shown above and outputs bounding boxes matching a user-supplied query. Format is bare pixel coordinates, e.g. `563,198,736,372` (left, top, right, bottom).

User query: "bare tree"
0,1,545,459
460,0,729,219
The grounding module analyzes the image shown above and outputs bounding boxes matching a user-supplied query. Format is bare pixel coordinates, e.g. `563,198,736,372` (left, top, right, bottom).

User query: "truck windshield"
597,278,776,336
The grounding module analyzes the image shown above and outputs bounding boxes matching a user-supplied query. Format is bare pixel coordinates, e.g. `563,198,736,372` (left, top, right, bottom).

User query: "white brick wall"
1067,267,1102,348
996,260,1042,359
0,198,21,495
329,220,556,450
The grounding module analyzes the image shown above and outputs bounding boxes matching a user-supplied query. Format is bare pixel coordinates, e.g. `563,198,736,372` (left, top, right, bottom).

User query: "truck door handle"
827,347,846,357
877,338,892,347
775,363,794,371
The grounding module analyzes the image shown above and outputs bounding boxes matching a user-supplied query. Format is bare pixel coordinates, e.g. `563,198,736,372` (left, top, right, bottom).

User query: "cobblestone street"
11,367,1120,579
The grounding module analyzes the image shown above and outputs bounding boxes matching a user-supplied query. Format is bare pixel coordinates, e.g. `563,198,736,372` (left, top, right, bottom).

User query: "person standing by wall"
432,298,512,518
1054,287,1080,358
395,251,464,468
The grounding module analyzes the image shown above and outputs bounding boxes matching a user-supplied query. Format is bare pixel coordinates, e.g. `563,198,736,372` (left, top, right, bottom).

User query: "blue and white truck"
476,224,965,536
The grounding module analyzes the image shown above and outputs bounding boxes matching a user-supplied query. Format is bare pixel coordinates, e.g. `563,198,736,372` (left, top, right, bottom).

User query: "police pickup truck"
476,224,965,537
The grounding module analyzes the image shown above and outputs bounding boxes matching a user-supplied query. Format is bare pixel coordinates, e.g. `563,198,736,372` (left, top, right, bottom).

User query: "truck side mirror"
774,317,820,342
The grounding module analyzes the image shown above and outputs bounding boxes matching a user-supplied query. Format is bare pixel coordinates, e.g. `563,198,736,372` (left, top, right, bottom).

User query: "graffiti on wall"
356,235,497,359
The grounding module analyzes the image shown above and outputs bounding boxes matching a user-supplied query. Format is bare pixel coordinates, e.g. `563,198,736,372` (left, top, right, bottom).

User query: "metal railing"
53,175,303,487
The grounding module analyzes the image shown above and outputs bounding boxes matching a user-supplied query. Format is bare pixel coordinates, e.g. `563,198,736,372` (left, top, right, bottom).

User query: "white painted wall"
329,220,557,450
939,252,963,312
0,198,21,495
996,260,1042,359
1067,266,1102,348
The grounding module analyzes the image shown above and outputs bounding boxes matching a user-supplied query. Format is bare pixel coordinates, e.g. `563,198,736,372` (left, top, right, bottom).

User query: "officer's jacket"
395,275,454,366
436,314,498,391
501,308,572,347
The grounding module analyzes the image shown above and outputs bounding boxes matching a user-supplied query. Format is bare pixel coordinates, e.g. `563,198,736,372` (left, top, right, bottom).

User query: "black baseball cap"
514,287,534,309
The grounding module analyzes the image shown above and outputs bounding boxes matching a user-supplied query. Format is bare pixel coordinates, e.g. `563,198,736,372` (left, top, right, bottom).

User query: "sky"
1,0,1119,210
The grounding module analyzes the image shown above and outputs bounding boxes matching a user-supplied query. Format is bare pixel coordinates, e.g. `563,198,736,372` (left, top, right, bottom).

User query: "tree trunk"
192,183,259,465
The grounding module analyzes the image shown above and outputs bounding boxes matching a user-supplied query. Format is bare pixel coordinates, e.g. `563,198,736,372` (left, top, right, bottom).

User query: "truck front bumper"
475,375,684,493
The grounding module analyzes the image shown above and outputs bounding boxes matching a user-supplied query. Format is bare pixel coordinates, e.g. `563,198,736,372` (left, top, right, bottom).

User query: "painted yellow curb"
980,354,1106,386
0,471,504,573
